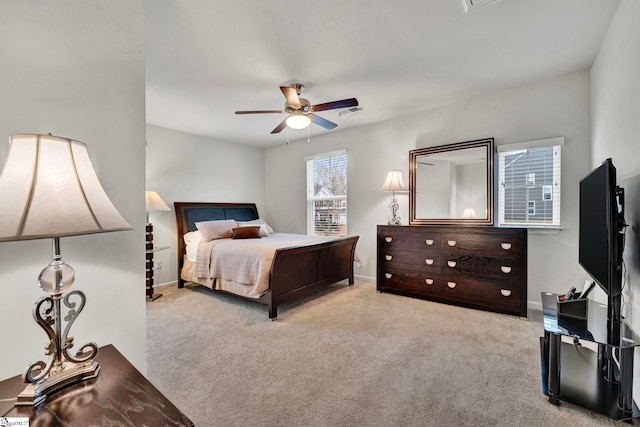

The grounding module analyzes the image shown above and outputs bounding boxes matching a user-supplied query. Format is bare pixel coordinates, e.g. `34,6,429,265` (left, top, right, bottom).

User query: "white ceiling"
145,0,620,148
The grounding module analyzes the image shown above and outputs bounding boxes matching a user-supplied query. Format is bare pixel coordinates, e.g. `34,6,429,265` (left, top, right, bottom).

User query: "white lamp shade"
286,114,311,130
145,191,170,212
379,170,408,192
0,134,132,241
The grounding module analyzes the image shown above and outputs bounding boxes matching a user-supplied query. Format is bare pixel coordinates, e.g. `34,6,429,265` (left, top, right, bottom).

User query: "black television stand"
540,292,638,422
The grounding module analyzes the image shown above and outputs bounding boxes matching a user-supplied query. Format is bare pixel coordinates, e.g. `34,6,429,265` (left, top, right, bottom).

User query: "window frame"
305,149,348,237
497,137,563,229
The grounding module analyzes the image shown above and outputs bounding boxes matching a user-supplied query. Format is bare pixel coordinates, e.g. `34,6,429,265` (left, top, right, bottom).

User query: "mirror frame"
409,138,494,226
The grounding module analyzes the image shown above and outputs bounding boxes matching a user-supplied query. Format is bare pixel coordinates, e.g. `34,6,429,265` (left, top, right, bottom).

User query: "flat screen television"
578,158,625,297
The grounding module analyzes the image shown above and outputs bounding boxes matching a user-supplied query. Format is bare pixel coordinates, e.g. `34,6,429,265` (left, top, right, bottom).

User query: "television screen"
578,158,622,296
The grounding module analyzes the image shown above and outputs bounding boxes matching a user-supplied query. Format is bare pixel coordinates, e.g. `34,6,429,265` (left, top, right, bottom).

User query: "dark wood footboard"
262,235,359,318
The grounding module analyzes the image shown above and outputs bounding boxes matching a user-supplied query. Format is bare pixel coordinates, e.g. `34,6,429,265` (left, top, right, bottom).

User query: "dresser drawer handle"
385,255,393,261
501,243,512,250
447,240,457,247
385,273,392,279
501,266,512,274
425,278,434,285
425,239,434,246
500,289,512,297
447,261,456,268
385,237,393,243
425,259,434,265
447,282,456,289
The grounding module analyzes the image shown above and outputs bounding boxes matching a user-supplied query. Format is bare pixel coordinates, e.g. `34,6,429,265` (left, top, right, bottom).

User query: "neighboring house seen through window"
306,150,347,236
498,137,563,228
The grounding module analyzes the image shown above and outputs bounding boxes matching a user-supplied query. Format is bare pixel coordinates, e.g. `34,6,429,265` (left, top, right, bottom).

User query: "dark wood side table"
146,244,170,301
0,344,193,426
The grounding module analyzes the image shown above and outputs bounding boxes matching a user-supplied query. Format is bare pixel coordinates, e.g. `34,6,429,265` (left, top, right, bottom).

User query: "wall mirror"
409,138,494,225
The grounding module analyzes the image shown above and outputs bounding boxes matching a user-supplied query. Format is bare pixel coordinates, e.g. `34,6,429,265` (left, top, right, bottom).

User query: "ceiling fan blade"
280,86,302,109
235,110,285,114
270,118,288,134
311,98,358,112
309,113,337,130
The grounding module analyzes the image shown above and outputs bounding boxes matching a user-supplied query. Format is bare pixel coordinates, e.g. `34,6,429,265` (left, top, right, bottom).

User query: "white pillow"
237,219,274,234
195,219,238,241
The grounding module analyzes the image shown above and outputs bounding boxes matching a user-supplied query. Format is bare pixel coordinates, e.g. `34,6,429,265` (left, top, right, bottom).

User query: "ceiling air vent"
460,0,502,14
338,106,363,117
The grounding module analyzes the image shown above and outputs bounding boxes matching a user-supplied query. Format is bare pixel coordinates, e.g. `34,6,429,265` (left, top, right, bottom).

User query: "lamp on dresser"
145,191,170,300
462,208,477,218
0,134,131,406
380,169,409,225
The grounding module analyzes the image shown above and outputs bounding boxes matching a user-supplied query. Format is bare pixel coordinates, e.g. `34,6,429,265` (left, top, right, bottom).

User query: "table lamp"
462,208,477,218
0,134,132,406
145,191,170,300
379,170,408,225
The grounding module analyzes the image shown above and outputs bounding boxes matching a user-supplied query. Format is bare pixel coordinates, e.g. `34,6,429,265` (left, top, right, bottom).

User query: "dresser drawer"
440,276,521,312
441,255,524,281
379,229,440,252
441,232,524,257
379,269,441,297
380,249,440,272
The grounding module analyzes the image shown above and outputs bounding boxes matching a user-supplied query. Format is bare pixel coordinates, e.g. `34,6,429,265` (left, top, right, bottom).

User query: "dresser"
377,225,527,317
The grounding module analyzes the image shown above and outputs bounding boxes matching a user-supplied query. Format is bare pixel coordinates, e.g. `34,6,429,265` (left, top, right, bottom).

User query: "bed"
174,202,359,319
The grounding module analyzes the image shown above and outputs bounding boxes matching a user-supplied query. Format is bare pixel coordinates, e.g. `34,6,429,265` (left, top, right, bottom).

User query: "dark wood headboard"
174,202,260,273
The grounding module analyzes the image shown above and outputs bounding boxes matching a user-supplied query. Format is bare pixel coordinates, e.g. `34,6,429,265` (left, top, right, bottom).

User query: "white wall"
590,0,640,312
145,125,265,285
591,0,640,180
417,161,452,218
591,0,640,385
456,163,485,218
0,1,146,379
265,71,593,308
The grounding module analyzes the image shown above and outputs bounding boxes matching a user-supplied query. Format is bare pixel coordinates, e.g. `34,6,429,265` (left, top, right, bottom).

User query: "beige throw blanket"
194,233,338,297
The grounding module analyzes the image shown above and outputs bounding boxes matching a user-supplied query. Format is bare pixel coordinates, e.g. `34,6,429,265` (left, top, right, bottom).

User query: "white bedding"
189,233,339,298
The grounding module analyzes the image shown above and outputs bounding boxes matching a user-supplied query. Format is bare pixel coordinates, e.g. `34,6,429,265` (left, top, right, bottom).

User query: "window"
498,137,563,228
305,150,347,236
526,173,535,186
528,201,535,215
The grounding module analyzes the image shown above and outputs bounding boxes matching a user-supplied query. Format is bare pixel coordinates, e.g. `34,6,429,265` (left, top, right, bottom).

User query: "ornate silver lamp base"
16,238,100,406
387,197,402,225
16,361,100,406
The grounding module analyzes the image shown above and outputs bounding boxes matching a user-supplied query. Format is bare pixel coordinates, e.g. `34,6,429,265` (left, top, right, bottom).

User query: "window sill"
498,225,563,235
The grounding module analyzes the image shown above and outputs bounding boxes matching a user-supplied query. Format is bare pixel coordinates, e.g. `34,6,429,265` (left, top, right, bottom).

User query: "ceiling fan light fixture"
286,114,311,130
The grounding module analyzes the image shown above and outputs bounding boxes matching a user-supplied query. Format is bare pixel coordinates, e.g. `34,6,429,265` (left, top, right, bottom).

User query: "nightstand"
146,245,170,301
0,344,193,426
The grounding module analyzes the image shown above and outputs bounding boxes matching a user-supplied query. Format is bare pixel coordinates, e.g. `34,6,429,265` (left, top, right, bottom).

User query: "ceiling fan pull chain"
286,127,290,145
307,126,310,143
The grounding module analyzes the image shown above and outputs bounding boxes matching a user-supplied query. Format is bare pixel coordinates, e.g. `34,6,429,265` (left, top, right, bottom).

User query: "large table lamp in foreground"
379,170,408,225
0,134,132,406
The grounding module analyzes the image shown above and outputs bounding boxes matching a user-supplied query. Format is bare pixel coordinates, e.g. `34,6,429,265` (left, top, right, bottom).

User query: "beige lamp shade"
0,134,132,241
379,170,408,193
145,191,170,212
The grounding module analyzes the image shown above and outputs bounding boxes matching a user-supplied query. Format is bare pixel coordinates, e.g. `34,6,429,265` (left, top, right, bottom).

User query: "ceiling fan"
234,83,359,134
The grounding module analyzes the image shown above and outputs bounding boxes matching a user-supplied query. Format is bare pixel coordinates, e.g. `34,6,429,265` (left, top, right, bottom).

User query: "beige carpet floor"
146,281,638,426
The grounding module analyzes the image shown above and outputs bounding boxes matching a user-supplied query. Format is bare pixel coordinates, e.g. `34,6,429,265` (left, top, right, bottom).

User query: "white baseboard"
528,300,542,311
155,281,178,290
354,274,375,283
